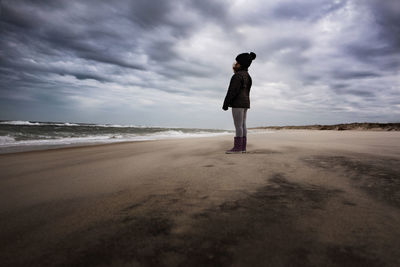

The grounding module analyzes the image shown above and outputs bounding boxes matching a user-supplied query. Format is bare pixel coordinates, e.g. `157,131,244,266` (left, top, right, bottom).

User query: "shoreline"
0,132,235,155
1,131,400,266
1,128,398,155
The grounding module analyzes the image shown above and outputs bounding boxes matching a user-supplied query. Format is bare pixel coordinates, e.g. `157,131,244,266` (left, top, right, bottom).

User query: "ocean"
0,120,233,153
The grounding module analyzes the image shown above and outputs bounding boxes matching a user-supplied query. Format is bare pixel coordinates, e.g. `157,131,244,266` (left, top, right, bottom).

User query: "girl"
222,52,256,154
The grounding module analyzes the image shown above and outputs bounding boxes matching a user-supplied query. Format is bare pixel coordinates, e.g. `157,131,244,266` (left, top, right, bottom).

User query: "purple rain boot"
225,136,243,154
242,136,247,153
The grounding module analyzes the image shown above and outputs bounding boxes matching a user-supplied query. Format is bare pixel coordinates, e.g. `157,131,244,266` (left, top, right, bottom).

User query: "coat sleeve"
222,74,242,109
249,76,252,93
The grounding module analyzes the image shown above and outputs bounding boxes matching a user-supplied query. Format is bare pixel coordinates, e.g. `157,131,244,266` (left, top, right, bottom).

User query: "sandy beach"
1,130,400,267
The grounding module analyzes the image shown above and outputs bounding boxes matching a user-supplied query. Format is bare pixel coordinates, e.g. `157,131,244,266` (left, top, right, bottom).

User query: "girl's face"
232,61,240,73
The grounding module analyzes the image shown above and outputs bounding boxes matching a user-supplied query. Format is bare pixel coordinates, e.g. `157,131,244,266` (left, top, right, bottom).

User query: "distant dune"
249,122,400,131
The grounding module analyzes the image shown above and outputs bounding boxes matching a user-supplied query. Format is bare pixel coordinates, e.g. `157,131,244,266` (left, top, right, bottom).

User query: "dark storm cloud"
271,0,347,21
344,42,400,74
145,40,179,62
0,4,40,29
330,83,348,90
342,0,400,72
367,0,400,50
0,0,204,98
0,53,111,84
63,73,110,83
129,0,172,29
240,0,347,26
0,1,144,71
332,86,376,98
344,45,397,63
347,90,375,98
0,0,234,83
332,70,380,80
187,0,229,24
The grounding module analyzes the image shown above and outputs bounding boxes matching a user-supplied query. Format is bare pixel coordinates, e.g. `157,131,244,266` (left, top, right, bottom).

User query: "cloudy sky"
0,0,399,129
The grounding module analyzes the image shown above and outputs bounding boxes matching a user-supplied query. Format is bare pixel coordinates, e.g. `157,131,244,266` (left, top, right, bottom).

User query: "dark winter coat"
222,70,252,109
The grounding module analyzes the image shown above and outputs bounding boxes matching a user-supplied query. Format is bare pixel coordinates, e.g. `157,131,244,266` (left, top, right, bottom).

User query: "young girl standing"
222,52,256,154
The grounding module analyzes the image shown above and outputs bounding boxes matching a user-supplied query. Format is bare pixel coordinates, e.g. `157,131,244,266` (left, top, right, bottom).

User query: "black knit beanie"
235,52,256,68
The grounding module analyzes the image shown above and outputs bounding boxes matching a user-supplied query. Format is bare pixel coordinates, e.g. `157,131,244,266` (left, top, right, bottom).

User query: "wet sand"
1,130,400,267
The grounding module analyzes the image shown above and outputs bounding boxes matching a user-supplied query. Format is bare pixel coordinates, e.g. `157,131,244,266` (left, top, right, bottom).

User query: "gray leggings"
232,108,248,137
